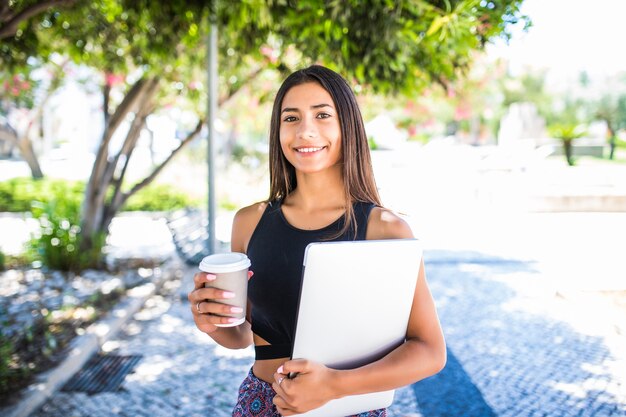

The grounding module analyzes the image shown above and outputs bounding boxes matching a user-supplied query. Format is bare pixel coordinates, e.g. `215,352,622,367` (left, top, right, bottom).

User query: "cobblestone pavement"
30,248,626,417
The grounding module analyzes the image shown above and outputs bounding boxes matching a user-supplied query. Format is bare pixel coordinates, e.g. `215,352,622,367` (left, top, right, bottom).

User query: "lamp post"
206,8,218,254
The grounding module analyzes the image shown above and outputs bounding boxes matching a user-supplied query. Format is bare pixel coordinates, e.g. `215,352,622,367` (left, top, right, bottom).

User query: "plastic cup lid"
199,252,251,273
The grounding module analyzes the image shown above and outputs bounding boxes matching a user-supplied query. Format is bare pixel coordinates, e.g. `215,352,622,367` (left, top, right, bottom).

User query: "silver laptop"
290,239,422,417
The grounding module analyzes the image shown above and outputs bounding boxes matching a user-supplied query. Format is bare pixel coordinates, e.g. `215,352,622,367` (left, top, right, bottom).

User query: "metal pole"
206,11,217,254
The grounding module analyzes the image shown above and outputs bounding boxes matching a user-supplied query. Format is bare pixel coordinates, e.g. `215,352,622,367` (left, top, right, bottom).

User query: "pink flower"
422,119,436,129
260,45,278,64
454,104,471,121
105,73,125,87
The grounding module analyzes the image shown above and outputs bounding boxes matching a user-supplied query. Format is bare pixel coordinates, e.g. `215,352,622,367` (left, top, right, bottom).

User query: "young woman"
188,65,446,417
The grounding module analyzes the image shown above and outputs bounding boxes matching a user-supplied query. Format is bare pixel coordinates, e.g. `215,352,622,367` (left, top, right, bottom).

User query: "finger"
247,270,254,280
273,395,296,415
196,311,243,326
276,406,295,416
193,272,216,290
196,286,237,301
281,359,311,376
272,373,289,398
197,301,243,317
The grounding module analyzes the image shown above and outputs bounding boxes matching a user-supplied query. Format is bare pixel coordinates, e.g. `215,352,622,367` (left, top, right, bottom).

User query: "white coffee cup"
198,252,251,327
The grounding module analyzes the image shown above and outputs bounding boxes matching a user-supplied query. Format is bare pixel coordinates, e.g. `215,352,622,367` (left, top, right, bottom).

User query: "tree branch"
0,0,77,40
106,83,159,221
89,77,149,203
0,123,18,145
23,58,69,139
0,1,11,22
117,119,203,210
218,67,264,106
103,78,159,199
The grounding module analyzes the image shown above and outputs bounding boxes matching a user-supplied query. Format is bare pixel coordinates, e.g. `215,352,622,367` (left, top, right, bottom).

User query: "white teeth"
296,147,323,153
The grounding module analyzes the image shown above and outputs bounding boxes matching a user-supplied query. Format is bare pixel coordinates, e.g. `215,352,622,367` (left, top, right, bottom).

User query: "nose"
297,115,317,140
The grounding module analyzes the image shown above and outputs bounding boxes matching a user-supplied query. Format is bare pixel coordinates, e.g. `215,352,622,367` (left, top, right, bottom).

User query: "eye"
283,115,298,122
317,112,331,119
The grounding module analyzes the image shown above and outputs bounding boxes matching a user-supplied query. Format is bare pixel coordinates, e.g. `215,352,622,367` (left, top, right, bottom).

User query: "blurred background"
1,0,625,416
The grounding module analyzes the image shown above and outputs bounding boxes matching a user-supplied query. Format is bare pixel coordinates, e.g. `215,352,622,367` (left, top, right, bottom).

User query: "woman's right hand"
188,272,243,334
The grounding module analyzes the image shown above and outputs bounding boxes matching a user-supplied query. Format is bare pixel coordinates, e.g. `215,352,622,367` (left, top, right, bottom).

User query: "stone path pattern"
31,250,626,417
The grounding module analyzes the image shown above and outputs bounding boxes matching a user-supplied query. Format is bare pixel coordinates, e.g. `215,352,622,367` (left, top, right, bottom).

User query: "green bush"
1,178,198,270
0,333,29,399
0,177,199,213
27,181,104,271
124,184,200,211
0,250,5,271
0,178,83,213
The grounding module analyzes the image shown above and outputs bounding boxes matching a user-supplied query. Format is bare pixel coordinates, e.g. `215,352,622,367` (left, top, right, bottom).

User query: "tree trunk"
16,136,44,178
0,123,43,178
80,79,155,251
563,139,574,166
608,136,616,160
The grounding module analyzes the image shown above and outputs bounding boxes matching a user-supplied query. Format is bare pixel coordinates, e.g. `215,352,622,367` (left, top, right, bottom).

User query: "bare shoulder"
366,207,414,240
231,201,268,252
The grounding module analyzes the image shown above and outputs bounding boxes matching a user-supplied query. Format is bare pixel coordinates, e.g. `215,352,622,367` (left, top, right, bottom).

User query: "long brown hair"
267,65,381,238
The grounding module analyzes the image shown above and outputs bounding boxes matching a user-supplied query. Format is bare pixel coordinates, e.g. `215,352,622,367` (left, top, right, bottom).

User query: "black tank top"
246,199,376,360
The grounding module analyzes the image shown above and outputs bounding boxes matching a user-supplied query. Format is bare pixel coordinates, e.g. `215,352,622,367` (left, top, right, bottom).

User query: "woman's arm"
187,202,266,350
272,208,446,414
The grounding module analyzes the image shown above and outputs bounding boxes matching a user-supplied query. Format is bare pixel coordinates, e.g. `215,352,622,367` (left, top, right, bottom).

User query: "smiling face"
279,82,342,175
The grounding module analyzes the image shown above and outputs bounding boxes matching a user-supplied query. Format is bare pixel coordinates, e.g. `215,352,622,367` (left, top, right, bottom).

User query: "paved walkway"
29,244,626,417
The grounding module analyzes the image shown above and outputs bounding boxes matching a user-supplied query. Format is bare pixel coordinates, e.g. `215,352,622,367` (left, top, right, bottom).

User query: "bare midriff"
252,333,287,384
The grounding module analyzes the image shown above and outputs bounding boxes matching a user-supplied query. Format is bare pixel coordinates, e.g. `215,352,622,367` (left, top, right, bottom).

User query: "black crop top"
246,199,376,360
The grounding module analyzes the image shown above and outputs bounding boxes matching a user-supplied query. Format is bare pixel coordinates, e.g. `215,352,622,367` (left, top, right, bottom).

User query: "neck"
288,165,346,211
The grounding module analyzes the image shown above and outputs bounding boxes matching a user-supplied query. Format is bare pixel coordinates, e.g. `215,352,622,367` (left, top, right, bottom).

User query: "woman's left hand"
272,359,340,415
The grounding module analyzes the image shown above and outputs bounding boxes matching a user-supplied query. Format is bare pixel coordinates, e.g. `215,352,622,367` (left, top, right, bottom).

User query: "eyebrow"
281,103,333,113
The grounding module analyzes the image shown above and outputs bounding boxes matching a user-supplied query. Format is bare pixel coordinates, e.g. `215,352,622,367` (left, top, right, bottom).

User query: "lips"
294,146,326,153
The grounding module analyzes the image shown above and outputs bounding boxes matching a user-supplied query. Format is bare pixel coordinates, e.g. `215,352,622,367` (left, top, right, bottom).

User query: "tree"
0,58,67,178
0,0,76,40
548,123,586,166
595,93,626,160
3,0,527,266
547,96,589,166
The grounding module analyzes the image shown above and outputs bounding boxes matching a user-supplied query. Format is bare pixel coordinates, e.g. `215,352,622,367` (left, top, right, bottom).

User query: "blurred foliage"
548,124,587,143
0,249,4,271
0,178,199,270
123,183,201,211
548,123,587,166
1,0,529,98
0,252,34,269
0,177,200,213
0,177,83,212
0,69,38,111
28,190,100,271
594,93,626,159
0,331,29,401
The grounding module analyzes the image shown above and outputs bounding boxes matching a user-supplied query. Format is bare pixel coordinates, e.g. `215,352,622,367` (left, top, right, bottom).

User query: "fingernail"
230,306,243,313
223,291,235,298
228,317,241,323
277,365,284,374
206,274,216,281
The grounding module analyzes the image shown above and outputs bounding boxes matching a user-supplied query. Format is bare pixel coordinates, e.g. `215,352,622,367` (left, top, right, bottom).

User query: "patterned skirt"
232,368,387,417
